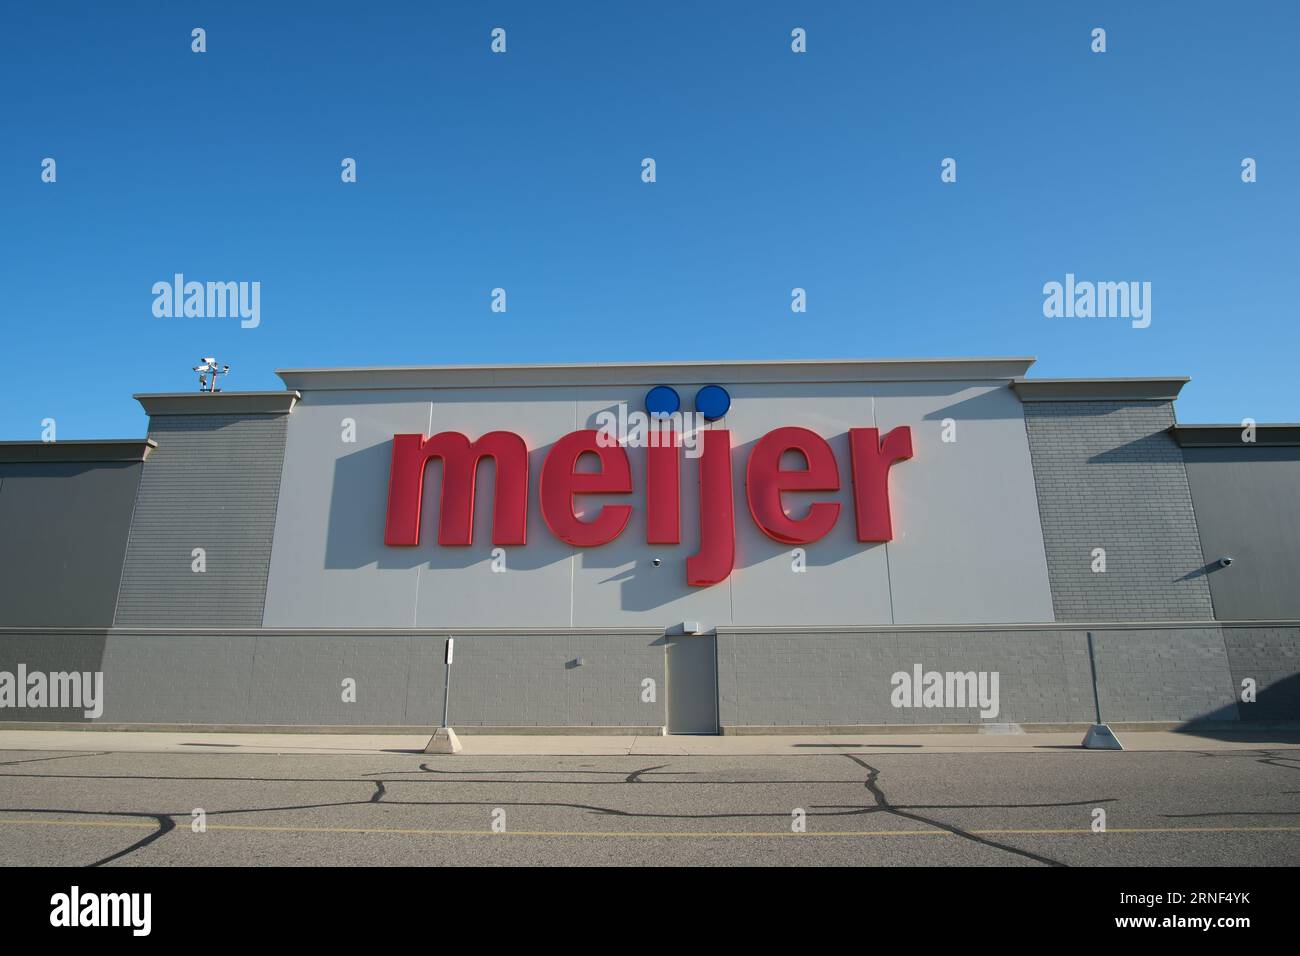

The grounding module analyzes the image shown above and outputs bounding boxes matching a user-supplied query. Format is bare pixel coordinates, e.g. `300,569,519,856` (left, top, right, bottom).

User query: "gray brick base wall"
3,625,1285,728
114,414,289,627
1088,628,1237,723
0,630,666,728
717,627,1240,726
1223,626,1300,721
1022,401,1214,621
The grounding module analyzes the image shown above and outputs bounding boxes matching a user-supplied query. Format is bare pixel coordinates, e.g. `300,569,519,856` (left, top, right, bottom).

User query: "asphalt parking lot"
2,744,1299,866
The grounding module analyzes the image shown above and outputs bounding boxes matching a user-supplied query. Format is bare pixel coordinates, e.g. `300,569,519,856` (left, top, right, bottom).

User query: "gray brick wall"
1090,628,1238,723
8,624,1291,729
451,633,666,727
0,630,667,728
114,414,289,627
716,627,1242,726
717,629,1087,725
237,632,666,727
1223,626,1300,721
1022,401,1213,621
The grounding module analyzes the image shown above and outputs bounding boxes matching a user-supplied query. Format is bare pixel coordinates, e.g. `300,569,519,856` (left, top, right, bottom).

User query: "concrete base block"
423,727,462,754
1082,723,1124,750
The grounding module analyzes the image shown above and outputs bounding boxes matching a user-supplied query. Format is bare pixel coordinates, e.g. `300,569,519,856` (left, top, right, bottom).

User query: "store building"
1,357,1297,732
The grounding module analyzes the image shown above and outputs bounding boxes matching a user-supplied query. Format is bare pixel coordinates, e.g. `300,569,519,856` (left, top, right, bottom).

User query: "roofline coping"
134,391,301,416
0,439,158,463
1011,377,1190,402
1172,424,1300,447
275,357,1038,391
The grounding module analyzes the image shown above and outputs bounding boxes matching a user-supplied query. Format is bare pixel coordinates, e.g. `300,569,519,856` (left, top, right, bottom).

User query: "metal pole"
441,636,453,728
1086,630,1103,725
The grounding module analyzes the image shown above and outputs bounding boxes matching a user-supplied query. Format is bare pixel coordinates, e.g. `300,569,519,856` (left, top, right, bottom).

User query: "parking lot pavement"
2,745,1299,866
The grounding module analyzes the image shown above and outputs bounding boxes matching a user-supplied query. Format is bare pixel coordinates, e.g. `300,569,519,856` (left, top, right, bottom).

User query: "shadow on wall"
1084,434,1182,464
1175,671,1300,738
1177,561,1231,583
920,386,1024,421
1233,672,1300,724
324,440,569,574
1169,674,1300,732
323,425,885,615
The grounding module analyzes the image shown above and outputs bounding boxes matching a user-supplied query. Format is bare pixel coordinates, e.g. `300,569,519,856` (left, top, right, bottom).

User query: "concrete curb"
723,720,1300,735
0,722,665,735
5,720,1300,735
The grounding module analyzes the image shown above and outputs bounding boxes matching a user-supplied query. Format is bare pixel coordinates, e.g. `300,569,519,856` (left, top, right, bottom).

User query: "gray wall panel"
1183,447,1300,620
873,384,1054,624
115,414,289,627
0,462,142,627
1023,402,1214,621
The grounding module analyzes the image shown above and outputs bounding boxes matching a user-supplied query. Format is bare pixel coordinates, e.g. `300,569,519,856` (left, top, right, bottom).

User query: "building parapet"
1172,424,1300,447
276,357,1038,391
134,391,301,416
0,439,157,463
1011,377,1189,402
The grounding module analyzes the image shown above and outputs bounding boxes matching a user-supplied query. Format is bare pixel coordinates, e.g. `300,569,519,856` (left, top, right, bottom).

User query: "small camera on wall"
651,557,662,567
1218,556,1234,568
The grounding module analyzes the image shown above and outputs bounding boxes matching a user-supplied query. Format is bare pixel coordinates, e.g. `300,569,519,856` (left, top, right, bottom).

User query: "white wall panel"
262,377,1055,628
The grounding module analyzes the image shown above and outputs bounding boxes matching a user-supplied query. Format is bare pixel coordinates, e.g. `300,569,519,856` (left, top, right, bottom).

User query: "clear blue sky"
2,1,1296,438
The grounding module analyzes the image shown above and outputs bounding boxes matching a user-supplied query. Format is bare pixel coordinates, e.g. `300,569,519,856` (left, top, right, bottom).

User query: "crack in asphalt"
1190,749,1300,773
1,788,1105,867
624,765,668,784
0,806,177,868
842,754,1068,867
10,748,1295,866
811,799,1113,810
1162,810,1300,818
0,752,109,767
1256,753,1300,773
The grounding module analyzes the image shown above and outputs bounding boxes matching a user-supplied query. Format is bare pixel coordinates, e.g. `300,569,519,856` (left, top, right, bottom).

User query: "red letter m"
384,432,529,547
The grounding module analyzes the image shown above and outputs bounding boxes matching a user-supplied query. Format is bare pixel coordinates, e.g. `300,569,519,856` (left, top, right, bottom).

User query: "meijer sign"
385,425,913,586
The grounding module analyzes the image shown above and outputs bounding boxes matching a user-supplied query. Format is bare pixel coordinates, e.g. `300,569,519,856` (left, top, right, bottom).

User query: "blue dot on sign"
696,385,731,421
645,385,680,416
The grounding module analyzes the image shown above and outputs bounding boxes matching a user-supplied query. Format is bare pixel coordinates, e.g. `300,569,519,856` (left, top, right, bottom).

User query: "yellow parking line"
1,817,1299,838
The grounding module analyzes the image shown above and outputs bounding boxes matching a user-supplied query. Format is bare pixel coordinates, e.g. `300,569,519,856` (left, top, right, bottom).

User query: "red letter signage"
646,431,680,545
385,420,913,586
686,429,735,586
745,426,842,544
540,430,633,547
848,426,913,541
384,431,529,547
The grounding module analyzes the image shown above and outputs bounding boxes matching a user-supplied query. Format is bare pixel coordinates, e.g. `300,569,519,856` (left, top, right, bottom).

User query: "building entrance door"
666,635,718,734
